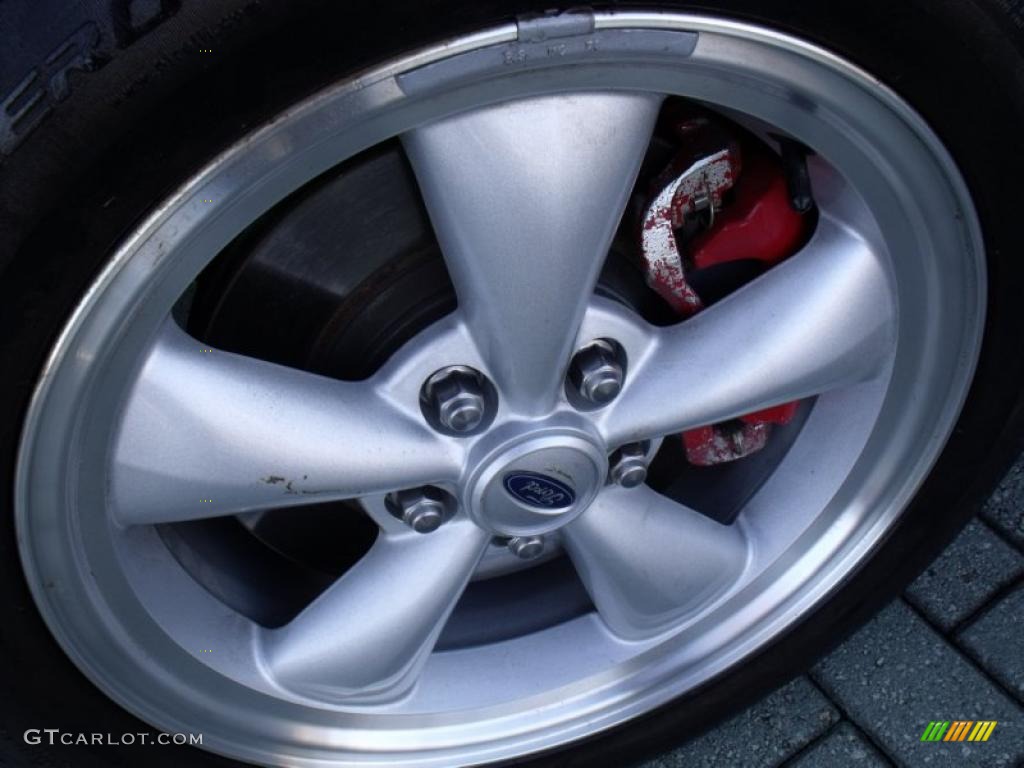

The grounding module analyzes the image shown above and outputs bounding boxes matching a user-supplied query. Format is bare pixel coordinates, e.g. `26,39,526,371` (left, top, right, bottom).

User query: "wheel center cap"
466,427,607,537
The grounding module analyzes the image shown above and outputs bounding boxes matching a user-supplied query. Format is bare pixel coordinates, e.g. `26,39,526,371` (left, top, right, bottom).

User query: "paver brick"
812,600,1024,767
787,721,890,767
904,519,1024,630
981,453,1024,549
957,584,1024,702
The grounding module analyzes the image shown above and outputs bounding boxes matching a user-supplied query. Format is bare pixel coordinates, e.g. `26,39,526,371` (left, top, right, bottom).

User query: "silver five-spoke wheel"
15,10,985,767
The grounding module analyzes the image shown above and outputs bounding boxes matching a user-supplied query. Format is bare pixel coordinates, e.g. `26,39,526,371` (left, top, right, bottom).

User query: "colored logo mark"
502,472,575,509
920,721,997,742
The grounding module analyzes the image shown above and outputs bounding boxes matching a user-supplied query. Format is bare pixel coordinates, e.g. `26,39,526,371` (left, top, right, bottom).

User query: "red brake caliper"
640,117,809,465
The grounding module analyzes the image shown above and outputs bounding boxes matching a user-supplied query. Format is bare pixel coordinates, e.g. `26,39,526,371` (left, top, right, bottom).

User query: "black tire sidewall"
2,2,1024,767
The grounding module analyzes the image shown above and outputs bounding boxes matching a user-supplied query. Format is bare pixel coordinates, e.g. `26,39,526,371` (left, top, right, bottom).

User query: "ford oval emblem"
502,472,576,509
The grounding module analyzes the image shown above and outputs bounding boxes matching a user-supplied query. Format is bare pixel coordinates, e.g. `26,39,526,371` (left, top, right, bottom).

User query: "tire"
2,2,1023,767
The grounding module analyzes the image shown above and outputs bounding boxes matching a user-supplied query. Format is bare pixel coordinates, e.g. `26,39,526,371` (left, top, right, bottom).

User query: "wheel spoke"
563,486,748,640
403,92,662,414
260,521,489,703
110,320,460,525
601,214,895,446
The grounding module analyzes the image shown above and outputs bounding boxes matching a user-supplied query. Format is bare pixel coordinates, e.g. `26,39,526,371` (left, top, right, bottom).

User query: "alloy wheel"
15,10,985,766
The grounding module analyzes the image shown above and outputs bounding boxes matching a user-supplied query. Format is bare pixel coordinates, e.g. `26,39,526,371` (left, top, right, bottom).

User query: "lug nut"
569,340,624,405
507,535,545,560
388,487,448,533
609,443,649,488
424,366,488,434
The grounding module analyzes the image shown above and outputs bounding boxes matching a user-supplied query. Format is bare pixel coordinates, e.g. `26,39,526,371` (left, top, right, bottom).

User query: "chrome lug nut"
388,487,448,533
609,443,649,488
569,340,624,405
424,366,488,434
507,535,545,560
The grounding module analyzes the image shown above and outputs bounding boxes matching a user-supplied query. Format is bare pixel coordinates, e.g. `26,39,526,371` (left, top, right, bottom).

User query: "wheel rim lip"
13,10,985,767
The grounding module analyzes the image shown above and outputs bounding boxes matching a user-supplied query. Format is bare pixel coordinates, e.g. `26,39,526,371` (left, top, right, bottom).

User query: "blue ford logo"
502,472,576,509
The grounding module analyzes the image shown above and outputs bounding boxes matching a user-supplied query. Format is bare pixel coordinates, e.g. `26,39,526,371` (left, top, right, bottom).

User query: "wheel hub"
464,423,607,537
